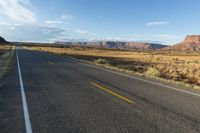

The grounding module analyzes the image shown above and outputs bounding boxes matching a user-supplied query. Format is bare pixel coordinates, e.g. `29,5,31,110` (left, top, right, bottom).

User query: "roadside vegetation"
26,45,200,90
0,44,15,84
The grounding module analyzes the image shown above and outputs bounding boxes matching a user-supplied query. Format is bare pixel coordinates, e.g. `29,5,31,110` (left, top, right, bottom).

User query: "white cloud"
0,23,9,26
60,14,73,20
124,34,182,44
76,29,89,34
0,0,36,24
44,14,73,26
45,20,62,25
146,21,170,27
0,23,64,42
49,28,97,42
0,1,95,42
151,34,183,44
152,34,181,39
75,29,96,36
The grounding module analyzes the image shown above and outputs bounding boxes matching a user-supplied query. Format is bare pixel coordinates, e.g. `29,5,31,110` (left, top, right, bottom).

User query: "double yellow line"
91,82,135,104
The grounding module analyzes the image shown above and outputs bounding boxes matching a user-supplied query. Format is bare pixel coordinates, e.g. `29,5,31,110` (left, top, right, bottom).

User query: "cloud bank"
146,21,170,27
0,0,36,24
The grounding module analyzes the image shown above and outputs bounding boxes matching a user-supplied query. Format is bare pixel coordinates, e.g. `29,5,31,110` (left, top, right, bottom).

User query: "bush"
94,58,110,65
145,67,160,77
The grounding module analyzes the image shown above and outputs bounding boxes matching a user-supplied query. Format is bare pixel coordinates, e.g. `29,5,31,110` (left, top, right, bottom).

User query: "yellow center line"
91,82,135,104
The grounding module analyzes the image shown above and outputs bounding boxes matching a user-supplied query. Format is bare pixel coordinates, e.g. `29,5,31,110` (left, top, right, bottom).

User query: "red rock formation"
184,35,200,43
163,35,200,51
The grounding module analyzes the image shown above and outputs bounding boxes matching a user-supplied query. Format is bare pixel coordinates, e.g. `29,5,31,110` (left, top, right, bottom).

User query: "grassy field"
26,45,200,89
0,44,15,83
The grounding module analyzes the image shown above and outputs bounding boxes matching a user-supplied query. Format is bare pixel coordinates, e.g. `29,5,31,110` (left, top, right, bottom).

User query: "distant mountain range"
3,35,200,51
55,41,167,50
56,35,200,51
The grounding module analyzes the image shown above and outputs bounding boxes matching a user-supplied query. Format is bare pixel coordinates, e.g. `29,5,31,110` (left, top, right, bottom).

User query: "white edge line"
66,56,200,97
16,49,32,133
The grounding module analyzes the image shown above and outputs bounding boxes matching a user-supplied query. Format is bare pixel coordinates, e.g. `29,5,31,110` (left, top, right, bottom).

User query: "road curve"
0,47,200,133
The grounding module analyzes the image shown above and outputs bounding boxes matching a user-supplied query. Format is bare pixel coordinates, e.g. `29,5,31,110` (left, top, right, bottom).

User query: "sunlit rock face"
184,35,200,43
163,35,200,51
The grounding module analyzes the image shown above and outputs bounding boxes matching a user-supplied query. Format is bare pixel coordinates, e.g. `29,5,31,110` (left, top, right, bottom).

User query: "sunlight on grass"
0,45,14,81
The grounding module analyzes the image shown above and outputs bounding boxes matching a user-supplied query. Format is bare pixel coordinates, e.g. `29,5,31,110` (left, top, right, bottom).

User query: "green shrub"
94,58,110,65
145,67,160,77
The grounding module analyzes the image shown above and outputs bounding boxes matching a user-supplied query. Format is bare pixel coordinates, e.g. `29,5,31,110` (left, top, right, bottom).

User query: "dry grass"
26,45,200,89
0,44,15,82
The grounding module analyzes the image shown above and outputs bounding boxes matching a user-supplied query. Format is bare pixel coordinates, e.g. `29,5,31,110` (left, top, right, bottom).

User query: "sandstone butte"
163,35,200,51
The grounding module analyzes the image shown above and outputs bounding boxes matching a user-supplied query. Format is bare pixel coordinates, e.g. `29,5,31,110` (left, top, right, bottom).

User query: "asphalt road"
1,46,200,133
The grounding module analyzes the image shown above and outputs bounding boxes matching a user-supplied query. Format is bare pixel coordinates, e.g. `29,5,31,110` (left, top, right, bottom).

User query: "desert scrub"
94,58,110,65
0,45,14,80
26,45,200,86
145,67,161,77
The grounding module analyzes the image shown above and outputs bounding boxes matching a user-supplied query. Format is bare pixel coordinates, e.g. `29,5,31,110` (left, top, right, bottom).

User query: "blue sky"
0,0,200,44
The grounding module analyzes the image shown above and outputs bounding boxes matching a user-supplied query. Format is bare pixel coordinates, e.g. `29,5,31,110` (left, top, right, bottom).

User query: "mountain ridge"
55,41,167,50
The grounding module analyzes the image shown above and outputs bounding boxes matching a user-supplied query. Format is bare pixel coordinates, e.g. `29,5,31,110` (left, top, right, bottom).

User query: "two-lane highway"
0,46,200,133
